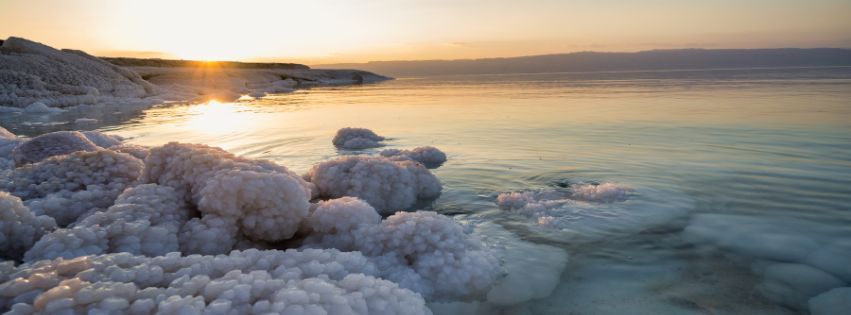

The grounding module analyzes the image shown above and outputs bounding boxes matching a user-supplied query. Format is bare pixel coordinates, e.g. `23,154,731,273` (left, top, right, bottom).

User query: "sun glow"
184,100,253,135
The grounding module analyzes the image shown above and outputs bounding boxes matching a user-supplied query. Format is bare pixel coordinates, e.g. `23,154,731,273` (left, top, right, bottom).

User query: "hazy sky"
2,0,850,64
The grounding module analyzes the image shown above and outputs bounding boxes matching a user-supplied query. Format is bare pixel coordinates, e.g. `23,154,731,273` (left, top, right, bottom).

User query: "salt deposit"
141,142,313,249
380,146,447,167
1,37,388,112
0,37,156,108
301,200,500,301
10,131,99,166
305,156,442,213
23,184,190,262
0,192,56,261
333,127,386,149
0,249,432,314
494,183,693,243
684,214,851,313
0,149,144,226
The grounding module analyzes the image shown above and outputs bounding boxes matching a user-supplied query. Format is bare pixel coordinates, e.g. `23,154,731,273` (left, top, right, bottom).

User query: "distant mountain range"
315,48,851,77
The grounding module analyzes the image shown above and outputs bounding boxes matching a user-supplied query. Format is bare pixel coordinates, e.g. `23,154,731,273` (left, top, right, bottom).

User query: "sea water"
3,66,850,314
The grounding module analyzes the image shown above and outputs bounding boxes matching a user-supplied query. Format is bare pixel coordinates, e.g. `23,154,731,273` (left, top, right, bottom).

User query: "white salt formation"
684,214,851,313
0,37,156,108
10,131,99,166
0,249,432,314
23,184,190,262
0,135,501,312
0,192,56,261
306,156,442,213
301,198,500,301
0,149,144,226
380,146,447,167
141,142,313,252
497,182,630,212
332,127,386,149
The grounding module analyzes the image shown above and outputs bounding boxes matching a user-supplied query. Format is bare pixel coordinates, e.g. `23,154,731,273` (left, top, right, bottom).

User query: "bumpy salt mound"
305,156,442,213
571,182,630,202
333,127,386,149
684,214,851,312
497,182,630,211
809,287,851,315
0,37,155,108
110,144,150,160
380,146,447,167
0,192,56,261
142,142,312,250
10,131,99,166
23,184,190,262
0,149,144,226
0,249,432,314
302,201,499,301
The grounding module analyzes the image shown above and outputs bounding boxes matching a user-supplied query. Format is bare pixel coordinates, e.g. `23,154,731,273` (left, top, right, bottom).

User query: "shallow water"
4,66,851,314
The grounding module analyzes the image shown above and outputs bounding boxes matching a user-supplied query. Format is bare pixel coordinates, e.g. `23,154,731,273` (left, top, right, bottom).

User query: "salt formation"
306,156,442,213
428,222,569,314
380,146,447,167
333,127,386,149
684,214,851,313
142,143,313,253
0,249,432,314
10,131,99,166
80,130,122,148
809,287,851,315
301,198,500,301
23,184,190,262
0,126,22,169
0,37,155,108
0,149,144,226
0,192,56,261
494,183,693,243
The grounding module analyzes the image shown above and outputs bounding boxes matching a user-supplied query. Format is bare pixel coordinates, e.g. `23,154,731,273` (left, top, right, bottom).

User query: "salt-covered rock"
142,142,312,248
0,149,144,226
23,184,190,262
305,156,442,213
109,143,149,160
0,37,155,108
11,131,99,166
0,125,22,169
809,287,851,315
570,182,630,203
0,192,56,261
0,249,432,314
380,146,447,167
332,127,385,149
304,208,500,301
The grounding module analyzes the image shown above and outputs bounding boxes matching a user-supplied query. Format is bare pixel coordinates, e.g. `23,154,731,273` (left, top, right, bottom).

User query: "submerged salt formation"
380,146,447,167
684,214,851,314
333,127,386,149
0,149,144,226
497,182,630,212
0,192,56,261
306,156,442,213
0,249,432,314
0,37,156,108
301,198,500,301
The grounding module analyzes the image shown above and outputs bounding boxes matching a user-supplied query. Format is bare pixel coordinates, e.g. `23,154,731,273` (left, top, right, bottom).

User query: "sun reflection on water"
184,100,253,135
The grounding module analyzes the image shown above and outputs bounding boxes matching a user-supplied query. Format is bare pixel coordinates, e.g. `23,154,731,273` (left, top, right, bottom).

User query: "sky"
1,0,850,64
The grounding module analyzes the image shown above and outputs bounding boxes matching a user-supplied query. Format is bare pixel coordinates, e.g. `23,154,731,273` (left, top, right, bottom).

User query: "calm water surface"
5,67,851,314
